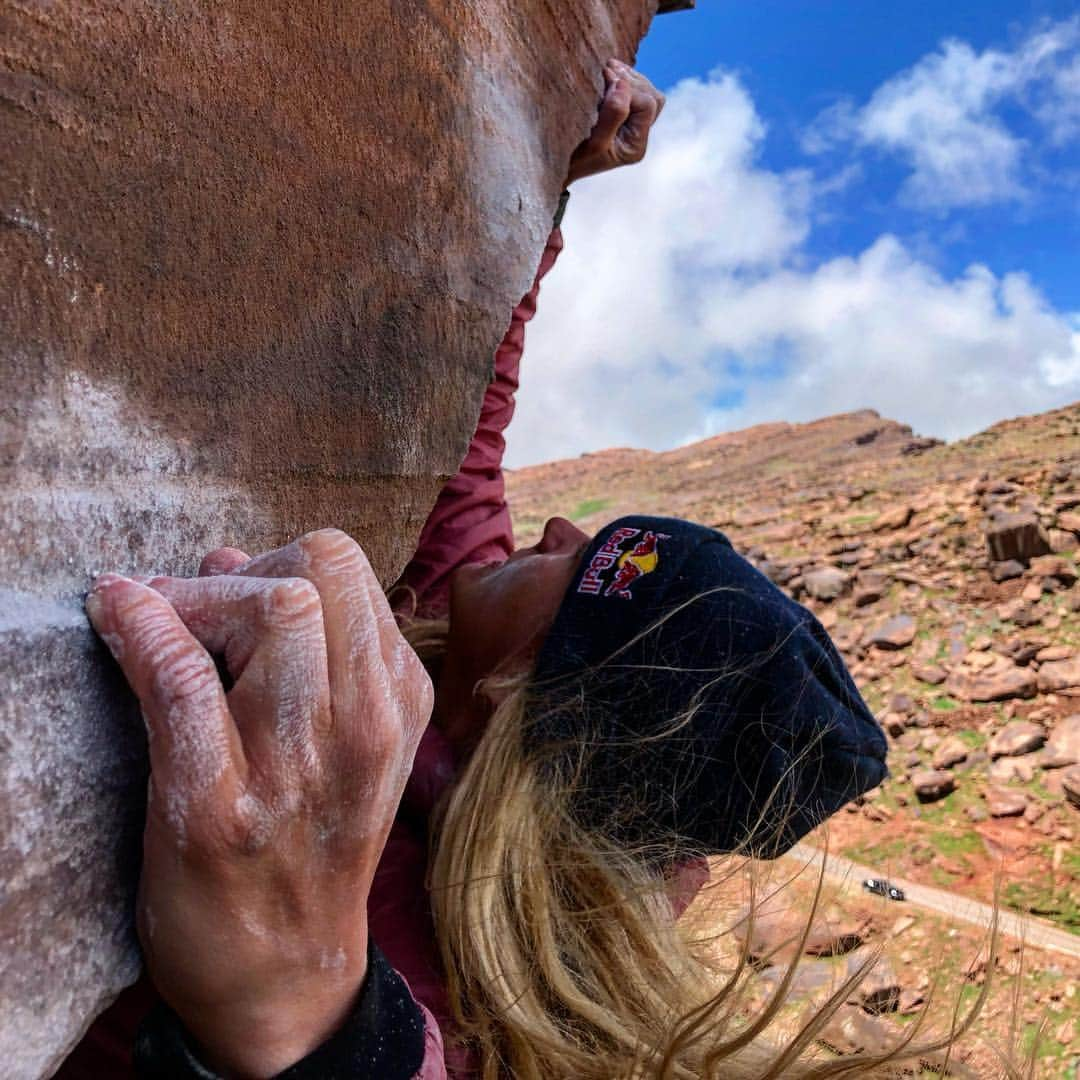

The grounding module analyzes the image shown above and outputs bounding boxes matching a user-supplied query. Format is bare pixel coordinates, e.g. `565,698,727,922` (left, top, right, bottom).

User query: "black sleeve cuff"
552,190,570,230
133,941,427,1080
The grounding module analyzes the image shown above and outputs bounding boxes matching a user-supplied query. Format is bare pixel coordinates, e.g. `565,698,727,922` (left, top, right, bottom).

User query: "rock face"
1,3,683,1073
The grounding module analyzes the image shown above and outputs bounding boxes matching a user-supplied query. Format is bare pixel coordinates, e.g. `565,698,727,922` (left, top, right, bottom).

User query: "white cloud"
508,70,1080,467
804,18,1080,209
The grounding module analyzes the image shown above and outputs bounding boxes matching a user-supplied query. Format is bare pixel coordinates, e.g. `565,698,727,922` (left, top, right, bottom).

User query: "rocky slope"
508,403,1080,1074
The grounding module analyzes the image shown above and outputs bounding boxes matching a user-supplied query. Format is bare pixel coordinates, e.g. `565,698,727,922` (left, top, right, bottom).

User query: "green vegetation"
842,835,909,865
1003,881,1080,935
570,497,612,520
845,513,879,528
932,695,959,711
929,829,981,858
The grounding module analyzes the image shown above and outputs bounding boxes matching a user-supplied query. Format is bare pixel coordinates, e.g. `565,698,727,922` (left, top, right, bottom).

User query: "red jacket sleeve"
393,225,565,618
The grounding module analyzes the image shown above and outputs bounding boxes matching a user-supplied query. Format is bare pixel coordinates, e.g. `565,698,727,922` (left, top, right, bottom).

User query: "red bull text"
577,527,670,600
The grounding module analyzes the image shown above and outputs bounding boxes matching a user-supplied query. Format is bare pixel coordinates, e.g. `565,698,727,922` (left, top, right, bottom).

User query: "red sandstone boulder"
0,2,682,1071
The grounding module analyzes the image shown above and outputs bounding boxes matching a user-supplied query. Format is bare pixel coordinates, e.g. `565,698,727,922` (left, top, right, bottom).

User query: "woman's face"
435,517,590,745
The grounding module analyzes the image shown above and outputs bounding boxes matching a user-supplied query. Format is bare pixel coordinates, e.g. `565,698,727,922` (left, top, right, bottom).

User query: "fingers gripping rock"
86,576,239,839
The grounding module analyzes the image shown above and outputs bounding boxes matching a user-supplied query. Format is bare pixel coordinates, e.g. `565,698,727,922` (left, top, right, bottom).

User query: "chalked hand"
566,60,665,185
85,529,433,1077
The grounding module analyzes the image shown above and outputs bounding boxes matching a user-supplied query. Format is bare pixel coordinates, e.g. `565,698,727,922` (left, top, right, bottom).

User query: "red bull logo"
577,527,670,600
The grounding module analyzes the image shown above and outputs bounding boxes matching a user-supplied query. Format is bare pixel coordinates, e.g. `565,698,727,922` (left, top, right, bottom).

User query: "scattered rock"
911,663,947,686
1044,714,1080,767
1048,528,1079,553
999,637,1046,665
1034,645,1074,662
985,511,1051,564
803,567,851,601
1021,581,1045,603
889,692,916,714
803,907,871,957
985,785,1028,817
849,955,901,1014
882,713,907,738
1029,554,1079,585
890,915,917,938
873,505,914,532
897,987,926,1015
867,615,917,650
987,721,1046,759
988,757,1035,784
946,665,1038,703
990,559,1025,582
819,1004,897,1056
1056,510,1080,534
932,736,969,770
1037,657,1080,692
912,769,955,802
1063,766,1080,810
853,571,889,607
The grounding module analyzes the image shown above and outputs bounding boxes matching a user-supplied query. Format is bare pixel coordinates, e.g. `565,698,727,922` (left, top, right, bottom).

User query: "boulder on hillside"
946,665,1038,703
985,512,1051,564
932,736,969,770
872,505,914,532
848,955,901,1014
1037,657,1080,693
987,721,1046,759
911,662,947,685
1062,765,1080,810
1049,528,1079,553
853,571,889,607
912,769,955,802
803,567,851,601
1028,554,1079,586
1056,510,1080,534
990,559,1025,582
1043,714,1080,768
803,907,872,957
867,615,917,650
819,1005,899,1056
988,757,1035,784
1035,645,1073,662
986,786,1028,818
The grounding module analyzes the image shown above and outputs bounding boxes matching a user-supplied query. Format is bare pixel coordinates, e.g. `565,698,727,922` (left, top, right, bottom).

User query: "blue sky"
510,2,1080,466
642,0,1080,312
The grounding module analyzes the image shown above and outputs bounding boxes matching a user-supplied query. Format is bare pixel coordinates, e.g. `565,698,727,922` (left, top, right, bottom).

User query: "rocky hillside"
508,403,1080,1073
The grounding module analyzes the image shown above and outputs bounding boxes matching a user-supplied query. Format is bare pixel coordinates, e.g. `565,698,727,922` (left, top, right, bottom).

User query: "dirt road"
786,844,1080,960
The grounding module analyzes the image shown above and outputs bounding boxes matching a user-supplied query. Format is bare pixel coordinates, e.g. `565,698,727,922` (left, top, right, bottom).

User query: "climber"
78,60,916,1079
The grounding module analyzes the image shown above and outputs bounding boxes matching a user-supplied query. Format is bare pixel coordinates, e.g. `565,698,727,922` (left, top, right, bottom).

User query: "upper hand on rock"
565,59,665,186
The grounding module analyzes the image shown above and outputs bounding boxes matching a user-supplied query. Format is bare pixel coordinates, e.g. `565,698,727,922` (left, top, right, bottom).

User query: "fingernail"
85,591,104,623
92,573,129,592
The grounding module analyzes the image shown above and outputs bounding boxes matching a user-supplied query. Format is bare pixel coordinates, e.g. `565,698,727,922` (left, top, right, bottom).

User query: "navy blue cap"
530,516,888,857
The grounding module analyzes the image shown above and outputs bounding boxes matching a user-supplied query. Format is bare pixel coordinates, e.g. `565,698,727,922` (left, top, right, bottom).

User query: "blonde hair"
401,618,1001,1078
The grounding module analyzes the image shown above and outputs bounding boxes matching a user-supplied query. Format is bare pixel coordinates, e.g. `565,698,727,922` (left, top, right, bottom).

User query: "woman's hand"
86,529,433,1078
566,60,665,186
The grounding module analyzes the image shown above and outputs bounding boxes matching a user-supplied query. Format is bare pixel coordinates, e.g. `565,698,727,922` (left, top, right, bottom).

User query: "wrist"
172,954,369,1078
